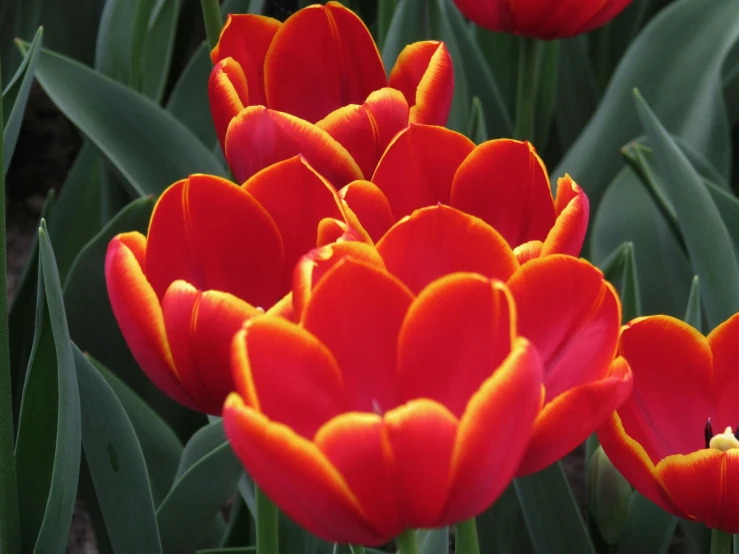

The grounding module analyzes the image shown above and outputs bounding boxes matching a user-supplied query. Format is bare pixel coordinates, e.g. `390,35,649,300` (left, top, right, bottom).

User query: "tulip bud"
587,446,633,545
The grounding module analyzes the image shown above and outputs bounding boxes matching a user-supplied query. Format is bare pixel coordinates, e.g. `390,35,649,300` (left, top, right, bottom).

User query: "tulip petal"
513,240,543,264
371,125,475,219
397,273,515,417
208,58,250,151
540,175,589,257
339,180,396,243
518,356,633,476
231,318,346,439
223,395,381,544
225,106,363,185
450,139,556,248
161,281,261,415
264,2,387,123
451,1,515,35
444,338,543,522
506,255,620,400
145,174,286,310
317,88,410,180
302,259,414,413
388,41,454,126
376,205,519,295
210,14,281,106
707,313,739,429
105,233,198,410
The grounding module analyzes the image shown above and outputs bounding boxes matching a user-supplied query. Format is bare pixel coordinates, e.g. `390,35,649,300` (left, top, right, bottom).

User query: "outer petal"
209,58,250,151
339,180,396,243
518,356,633,476
451,1,516,35
376,205,519,295
513,240,543,264
225,106,363,185
105,233,198,411
210,14,281,105
444,338,543,522
540,175,589,257
707,313,739,429
301,259,414,413
223,396,381,544
264,2,387,123
388,41,454,126
161,281,261,415
450,139,556,248
145,174,286,309
506,255,620,401
371,125,475,219
397,273,515,418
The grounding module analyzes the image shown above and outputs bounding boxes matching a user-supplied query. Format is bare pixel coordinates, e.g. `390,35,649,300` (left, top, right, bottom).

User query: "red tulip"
341,125,589,263
209,2,454,181
598,314,739,532
105,158,356,414
453,0,632,40
293,205,631,475
224,258,543,544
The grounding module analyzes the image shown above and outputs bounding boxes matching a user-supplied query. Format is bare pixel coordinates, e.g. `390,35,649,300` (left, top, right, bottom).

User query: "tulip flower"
105,157,356,414
209,2,453,182
598,314,739,533
224,257,544,544
341,125,589,262
452,0,632,40
294,205,631,475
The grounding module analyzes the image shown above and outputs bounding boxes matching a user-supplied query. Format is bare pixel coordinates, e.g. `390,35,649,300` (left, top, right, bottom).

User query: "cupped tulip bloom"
453,0,632,40
294,205,631,475
598,314,739,533
224,258,544,544
340,125,589,263
209,2,453,181
105,157,358,414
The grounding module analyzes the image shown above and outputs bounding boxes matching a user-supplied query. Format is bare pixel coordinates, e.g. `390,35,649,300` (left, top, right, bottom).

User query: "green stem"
256,486,279,554
514,36,539,142
455,519,480,554
0,62,22,554
351,546,365,554
396,529,419,554
200,0,224,53
711,529,731,554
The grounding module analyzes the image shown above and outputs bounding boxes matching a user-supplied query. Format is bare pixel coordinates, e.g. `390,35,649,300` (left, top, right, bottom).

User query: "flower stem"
456,519,480,554
256,486,279,554
396,529,419,554
710,528,731,554
514,36,539,142
200,0,223,53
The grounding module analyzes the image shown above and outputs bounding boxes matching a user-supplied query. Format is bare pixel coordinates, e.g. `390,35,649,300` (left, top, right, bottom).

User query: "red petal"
397,273,515,418
161,281,260,415
208,58,250,152
301,259,413,413
506,255,620,401
210,14,281,105
223,396,382,544
451,1,515,34
316,88,409,180
376,205,519,295
707,313,739,429
540,175,589,257
264,2,387,123
518,356,633,476
316,218,367,247
145,174,286,310
105,233,198,411
371,124,474,219
339,180,396,243
513,240,543,264
450,139,556,248
225,106,363,185
444,338,543,522
388,41,454,126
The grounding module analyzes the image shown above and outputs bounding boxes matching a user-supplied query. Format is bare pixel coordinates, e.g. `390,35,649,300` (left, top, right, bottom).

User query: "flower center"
705,418,739,451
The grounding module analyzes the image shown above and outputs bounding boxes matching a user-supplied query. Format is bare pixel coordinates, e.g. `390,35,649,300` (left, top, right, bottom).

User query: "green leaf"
377,0,397,49
683,276,702,331
705,181,739,255
477,485,534,554
36,0,104,68
681,520,710,554
532,40,558,151
514,463,596,554
418,528,448,554
634,90,739,330
74,344,162,554
466,97,488,144
197,548,256,554
222,0,264,15
473,28,517,119
141,0,185,102
615,494,676,554
597,242,641,322
30,45,225,197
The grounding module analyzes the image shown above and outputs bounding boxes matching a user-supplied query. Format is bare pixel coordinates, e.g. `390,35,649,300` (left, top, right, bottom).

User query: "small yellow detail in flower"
709,426,739,452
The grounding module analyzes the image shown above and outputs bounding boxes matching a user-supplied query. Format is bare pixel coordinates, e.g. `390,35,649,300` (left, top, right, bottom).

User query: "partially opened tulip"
224,258,544,544
294,205,631,475
209,2,453,181
105,157,356,414
598,314,739,533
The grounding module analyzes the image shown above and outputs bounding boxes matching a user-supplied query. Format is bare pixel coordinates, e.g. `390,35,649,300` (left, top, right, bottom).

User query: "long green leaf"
615,494,676,554
683,276,702,331
418,528,448,554
141,0,184,102
477,485,534,554
597,242,641,323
